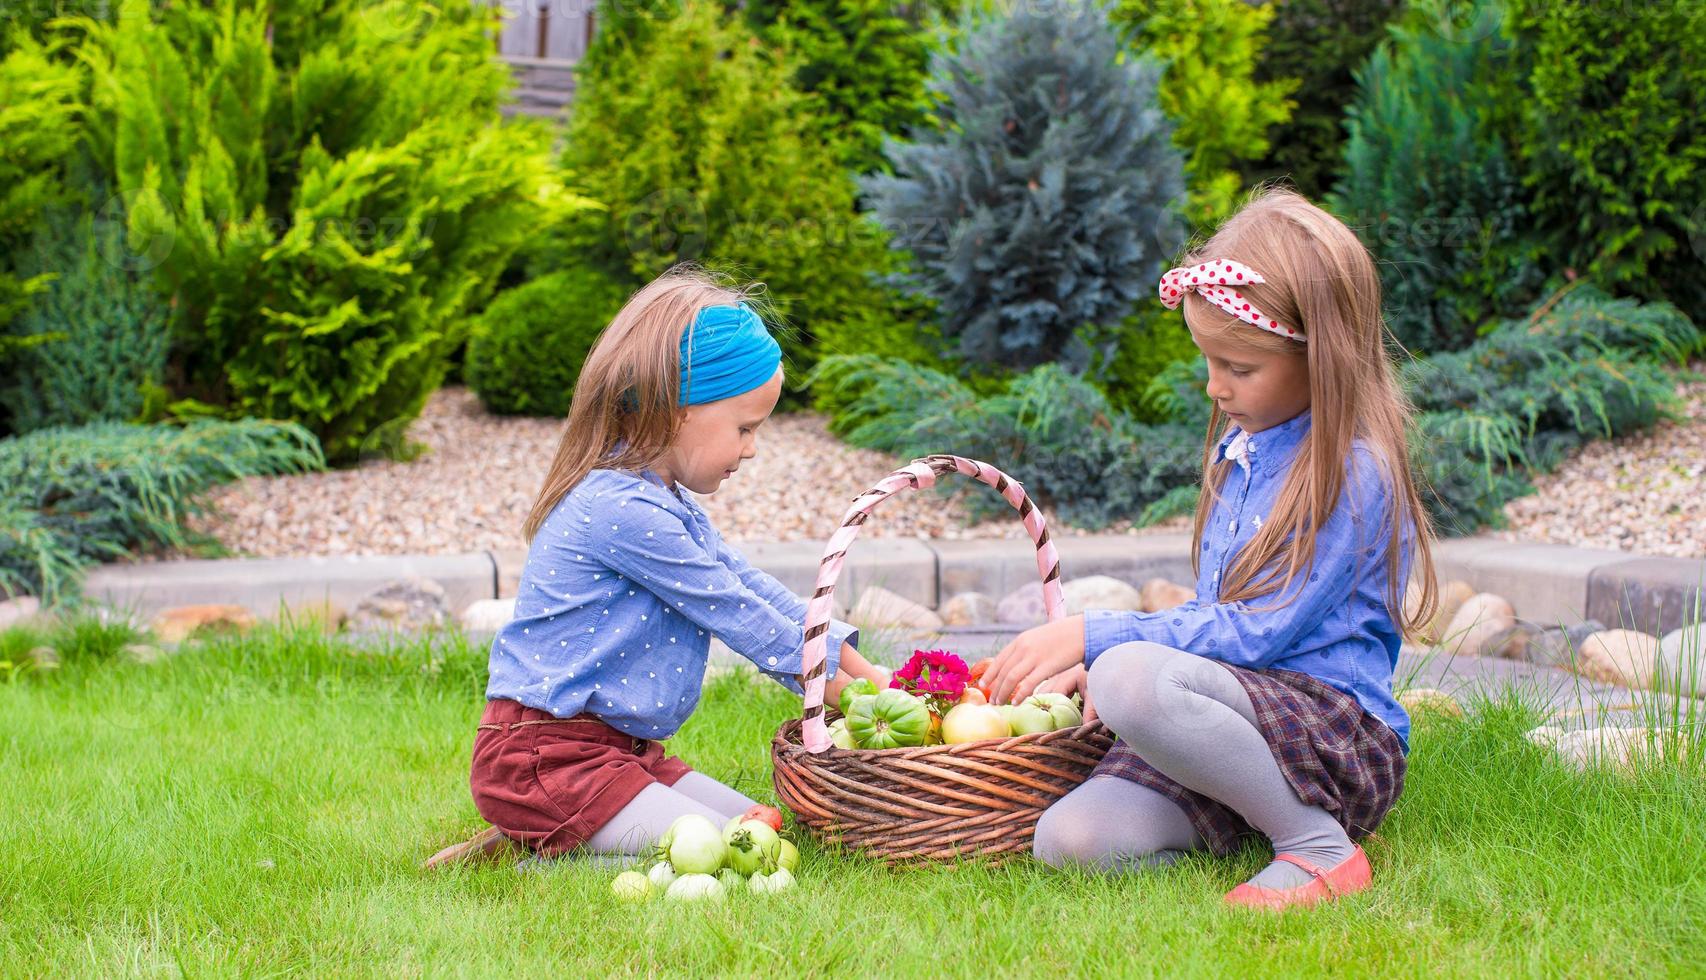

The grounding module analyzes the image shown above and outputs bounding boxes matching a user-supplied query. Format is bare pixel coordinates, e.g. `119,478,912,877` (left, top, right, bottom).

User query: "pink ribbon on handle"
798,455,1064,753
1159,259,1304,343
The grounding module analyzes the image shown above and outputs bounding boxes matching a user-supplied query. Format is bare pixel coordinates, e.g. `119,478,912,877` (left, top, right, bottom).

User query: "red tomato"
968,658,996,698
742,804,784,833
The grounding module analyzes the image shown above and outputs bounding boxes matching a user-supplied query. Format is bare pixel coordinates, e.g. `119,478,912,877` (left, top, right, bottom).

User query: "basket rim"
772,715,1110,757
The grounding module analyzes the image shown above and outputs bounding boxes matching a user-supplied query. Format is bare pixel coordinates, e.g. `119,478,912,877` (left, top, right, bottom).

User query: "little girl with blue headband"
430,268,889,867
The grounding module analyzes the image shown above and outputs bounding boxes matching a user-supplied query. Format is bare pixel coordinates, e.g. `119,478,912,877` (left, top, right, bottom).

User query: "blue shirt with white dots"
1082,411,1414,749
484,467,857,740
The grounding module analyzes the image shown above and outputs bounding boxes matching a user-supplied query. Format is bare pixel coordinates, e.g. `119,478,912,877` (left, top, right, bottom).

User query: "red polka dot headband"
1159,260,1304,343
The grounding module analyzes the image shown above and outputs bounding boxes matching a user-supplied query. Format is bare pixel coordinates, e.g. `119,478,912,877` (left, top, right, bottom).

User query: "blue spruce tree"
863,0,1186,370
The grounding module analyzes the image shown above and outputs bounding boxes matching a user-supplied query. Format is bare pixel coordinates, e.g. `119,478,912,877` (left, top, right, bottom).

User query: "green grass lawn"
2,617,1702,977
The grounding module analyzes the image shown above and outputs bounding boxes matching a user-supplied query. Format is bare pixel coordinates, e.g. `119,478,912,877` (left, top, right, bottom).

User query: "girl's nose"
1204,373,1229,403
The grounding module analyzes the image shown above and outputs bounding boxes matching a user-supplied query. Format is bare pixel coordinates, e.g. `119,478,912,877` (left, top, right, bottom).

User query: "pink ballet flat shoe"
1223,845,1373,910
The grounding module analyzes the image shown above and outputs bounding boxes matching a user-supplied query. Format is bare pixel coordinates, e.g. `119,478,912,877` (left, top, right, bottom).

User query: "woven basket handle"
798,455,1064,753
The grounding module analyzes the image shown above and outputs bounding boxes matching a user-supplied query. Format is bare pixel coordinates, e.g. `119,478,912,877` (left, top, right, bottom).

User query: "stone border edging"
81,552,500,622
77,534,1705,634
1435,539,1706,635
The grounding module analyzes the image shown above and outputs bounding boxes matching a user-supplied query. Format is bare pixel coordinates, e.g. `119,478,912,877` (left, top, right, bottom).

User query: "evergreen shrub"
465,267,632,417
0,420,323,603
863,0,1187,371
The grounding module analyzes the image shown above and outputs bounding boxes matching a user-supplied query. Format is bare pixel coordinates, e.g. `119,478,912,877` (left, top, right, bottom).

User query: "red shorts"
469,699,694,856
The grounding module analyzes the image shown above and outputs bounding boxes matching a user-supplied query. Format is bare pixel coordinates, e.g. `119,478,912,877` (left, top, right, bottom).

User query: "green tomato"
612,870,653,901
846,689,931,749
665,873,725,902
842,694,875,744
666,814,727,875
647,861,678,890
1006,703,1054,736
828,718,858,750
717,868,745,889
660,811,709,853
838,677,880,717
724,819,782,876
1026,692,1084,730
776,838,800,874
749,867,796,894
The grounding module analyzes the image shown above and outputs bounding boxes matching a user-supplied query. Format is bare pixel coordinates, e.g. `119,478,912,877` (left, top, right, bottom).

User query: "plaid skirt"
1091,664,1406,855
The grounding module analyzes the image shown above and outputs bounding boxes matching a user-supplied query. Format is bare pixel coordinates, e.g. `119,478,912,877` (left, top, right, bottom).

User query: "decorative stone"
1439,593,1516,657
1406,579,1476,646
1062,576,1143,616
996,581,1048,625
0,596,42,633
1139,578,1195,613
150,604,258,645
1397,687,1463,720
1657,624,1706,697
460,598,517,634
282,599,347,634
849,586,943,632
346,578,451,636
1402,581,1429,644
1577,629,1663,689
1544,725,1663,773
1436,578,1476,623
1523,619,1607,670
122,643,168,665
938,592,996,627
1488,620,1541,660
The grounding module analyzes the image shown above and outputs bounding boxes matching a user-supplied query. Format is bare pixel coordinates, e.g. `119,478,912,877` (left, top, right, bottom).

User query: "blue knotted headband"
679,303,782,407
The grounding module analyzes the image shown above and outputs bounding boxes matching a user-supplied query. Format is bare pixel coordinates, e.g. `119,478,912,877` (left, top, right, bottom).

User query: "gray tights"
1033,641,1353,888
583,772,759,856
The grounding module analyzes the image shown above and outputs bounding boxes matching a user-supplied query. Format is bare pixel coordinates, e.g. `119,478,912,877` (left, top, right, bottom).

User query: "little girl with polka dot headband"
430,268,888,867
986,188,1441,910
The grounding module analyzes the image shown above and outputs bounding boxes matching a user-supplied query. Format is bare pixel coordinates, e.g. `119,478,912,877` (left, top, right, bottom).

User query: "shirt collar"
1217,410,1312,477
638,467,682,496
605,440,682,500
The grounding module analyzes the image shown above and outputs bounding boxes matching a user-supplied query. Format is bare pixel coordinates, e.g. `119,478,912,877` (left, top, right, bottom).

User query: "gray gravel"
184,387,1179,559
182,361,1706,562
1499,366,1706,559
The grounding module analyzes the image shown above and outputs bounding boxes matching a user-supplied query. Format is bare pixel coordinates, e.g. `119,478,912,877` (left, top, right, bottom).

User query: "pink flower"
890,649,969,713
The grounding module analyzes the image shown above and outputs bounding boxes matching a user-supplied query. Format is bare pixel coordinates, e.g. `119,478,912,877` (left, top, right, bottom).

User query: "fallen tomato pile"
610,804,802,903
826,650,1085,751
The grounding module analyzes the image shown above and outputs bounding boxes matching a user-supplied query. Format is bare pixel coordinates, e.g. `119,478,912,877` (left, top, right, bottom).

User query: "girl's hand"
986,614,1086,705
1034,663,1097,724
823,642,889,706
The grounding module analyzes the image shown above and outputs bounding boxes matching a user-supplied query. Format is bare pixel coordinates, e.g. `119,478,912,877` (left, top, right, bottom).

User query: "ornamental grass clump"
0,420,323,603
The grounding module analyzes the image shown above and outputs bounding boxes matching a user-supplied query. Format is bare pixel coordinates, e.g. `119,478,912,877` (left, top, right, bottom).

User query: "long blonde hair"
1182,188,1437,636
521,267,758,542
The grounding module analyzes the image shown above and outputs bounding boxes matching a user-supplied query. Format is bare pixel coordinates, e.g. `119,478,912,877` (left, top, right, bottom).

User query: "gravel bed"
1498,365,1706,559
179,362,1706,562
181,387,1177,559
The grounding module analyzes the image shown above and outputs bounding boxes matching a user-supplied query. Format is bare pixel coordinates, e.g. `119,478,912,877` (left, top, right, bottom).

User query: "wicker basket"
770,454,1114,863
